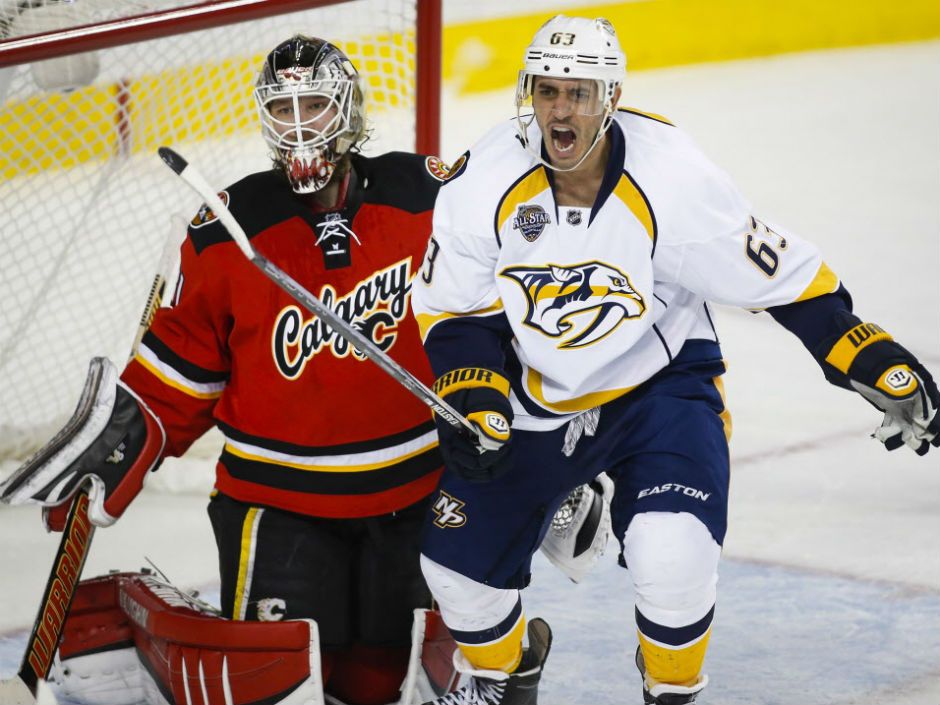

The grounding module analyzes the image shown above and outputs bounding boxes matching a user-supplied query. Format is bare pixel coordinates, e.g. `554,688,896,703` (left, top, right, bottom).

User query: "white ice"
1,40,938,705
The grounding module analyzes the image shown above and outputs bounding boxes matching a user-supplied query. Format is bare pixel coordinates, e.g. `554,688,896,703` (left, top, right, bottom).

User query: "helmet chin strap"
516,105,615,174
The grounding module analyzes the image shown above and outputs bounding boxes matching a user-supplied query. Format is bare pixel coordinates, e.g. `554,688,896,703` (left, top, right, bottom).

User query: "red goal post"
0,0,441,466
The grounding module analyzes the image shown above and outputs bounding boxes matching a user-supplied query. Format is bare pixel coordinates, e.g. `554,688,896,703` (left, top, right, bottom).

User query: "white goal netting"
0,0,427,480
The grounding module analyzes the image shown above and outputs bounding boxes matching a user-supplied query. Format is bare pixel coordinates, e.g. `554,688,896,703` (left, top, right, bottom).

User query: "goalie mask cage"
0,0,442,468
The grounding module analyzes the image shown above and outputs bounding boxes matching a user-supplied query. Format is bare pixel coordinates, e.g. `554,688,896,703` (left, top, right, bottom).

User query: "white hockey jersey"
412,109,841,431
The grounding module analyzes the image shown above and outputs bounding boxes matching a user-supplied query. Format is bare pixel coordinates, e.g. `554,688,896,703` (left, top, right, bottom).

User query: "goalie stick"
0,224,182,703
157,146,493,449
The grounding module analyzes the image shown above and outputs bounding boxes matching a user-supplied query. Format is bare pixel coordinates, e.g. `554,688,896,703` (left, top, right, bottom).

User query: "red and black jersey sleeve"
121,230,231,458
123,155,446,518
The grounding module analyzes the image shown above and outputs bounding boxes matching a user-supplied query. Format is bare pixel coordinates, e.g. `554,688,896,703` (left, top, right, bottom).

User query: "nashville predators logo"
432,491,467,528
500,261,646,348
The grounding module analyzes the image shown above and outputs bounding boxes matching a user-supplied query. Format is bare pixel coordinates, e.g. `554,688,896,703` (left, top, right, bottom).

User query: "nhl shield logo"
512,204,551,242
566,209,582,226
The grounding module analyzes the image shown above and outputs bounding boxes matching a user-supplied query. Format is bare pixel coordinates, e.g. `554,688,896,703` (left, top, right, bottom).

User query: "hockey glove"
433,367,513,483
821,320,940,455
0,357,166,530
540,473,614,583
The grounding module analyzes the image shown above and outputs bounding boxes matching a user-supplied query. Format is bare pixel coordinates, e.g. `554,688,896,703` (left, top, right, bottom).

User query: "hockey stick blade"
0,675,35,704
2,491,95,699
158,146,487,445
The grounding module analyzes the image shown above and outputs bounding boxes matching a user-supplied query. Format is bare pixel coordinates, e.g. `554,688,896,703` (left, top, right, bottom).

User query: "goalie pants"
208,492,432,648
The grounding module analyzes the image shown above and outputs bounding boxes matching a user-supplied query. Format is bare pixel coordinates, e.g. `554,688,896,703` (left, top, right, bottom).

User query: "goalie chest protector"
123,152,445,518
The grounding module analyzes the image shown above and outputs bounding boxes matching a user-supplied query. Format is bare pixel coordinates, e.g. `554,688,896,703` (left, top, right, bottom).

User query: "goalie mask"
255,36,366,194
515,16,626,171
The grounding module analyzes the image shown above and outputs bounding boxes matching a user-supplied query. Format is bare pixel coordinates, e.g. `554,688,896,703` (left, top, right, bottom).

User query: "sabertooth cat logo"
512,204,551,242
500,260,646,348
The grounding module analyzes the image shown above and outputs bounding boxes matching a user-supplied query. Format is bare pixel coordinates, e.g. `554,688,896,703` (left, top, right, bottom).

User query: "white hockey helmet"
516,16,626,170
517,15,626,113
254,36,366,194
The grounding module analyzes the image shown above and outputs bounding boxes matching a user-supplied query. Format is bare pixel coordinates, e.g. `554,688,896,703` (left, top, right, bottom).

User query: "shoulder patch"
190,191,230,229
424,156,450,182
443,152,469,183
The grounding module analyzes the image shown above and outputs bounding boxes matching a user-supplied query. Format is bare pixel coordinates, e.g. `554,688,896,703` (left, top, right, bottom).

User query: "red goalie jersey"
122,152,445,518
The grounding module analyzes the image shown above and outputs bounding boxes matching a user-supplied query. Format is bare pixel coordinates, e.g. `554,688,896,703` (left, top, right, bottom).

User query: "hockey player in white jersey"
411,14,940,705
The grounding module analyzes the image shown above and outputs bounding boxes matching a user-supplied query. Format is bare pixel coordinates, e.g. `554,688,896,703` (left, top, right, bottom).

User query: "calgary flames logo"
272,259,413,379
500,261,646,349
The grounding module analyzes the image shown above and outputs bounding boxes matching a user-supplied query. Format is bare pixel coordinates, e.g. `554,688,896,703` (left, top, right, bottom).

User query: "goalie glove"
0,357,166,529
821,319,940,455
432,367,513,483
540,473,614,583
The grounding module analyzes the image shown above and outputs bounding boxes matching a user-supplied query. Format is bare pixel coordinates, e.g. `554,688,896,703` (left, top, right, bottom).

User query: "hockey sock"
636,606,713,686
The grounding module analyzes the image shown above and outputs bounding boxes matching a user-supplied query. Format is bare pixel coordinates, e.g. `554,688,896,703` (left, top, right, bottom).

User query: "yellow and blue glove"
822,320,940,455
433,367,513,482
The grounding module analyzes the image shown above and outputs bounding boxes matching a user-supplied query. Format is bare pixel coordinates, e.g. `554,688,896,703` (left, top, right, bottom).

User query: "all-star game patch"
190,191,230,229
512,204,550,242
425,156,451,182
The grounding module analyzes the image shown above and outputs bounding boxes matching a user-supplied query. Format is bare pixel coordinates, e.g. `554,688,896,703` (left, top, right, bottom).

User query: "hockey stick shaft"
157,146,483,442
129,221,183,360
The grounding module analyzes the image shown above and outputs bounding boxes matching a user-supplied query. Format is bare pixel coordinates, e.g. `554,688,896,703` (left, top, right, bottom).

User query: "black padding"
357,496,432,645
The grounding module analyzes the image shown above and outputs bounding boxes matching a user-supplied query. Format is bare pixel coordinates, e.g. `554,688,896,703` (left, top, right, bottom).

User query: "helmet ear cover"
253,35,366,194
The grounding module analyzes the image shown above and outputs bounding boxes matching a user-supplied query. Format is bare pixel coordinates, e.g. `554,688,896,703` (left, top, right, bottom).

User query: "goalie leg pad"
0,357,165,528
50,571,326,705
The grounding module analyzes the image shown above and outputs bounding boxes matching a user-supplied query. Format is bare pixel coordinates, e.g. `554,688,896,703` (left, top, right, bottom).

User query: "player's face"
266,93,340,143
532,77,607,168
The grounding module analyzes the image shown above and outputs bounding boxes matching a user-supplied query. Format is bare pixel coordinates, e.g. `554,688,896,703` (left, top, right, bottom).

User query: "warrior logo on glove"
880,365,917,395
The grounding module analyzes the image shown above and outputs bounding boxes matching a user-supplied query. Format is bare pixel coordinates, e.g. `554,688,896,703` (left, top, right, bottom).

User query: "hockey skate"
635,646,708,705
420,618,552,705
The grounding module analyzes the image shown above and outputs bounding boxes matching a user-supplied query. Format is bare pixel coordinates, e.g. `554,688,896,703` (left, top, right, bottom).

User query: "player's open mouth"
551,127,576,154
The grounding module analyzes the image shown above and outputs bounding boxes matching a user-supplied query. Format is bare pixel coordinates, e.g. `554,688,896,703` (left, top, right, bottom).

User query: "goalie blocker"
0,357,165,529
47,571,463,705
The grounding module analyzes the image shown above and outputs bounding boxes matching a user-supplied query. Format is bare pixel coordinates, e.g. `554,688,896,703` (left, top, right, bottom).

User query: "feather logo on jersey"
272,258,413,379
513,204,551,242
501,261,646,348
190,191,229,228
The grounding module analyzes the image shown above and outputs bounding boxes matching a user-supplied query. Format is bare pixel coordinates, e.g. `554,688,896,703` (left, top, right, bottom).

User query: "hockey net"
0,0,440,482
